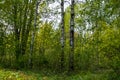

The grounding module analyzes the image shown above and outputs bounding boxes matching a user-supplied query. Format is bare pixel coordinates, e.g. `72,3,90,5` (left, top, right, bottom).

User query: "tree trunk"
60,0,65,71
13,4,21,68
29,0,40,68
69,0,75,72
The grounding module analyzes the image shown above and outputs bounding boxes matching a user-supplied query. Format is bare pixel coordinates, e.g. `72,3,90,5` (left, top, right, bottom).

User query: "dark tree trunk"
21,1,28,55
13,4,20,61
13,3,21,69
69,0,75,72
60,0,65,71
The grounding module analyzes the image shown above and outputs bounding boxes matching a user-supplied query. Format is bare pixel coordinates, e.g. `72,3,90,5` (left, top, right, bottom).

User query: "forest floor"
0,67,108,80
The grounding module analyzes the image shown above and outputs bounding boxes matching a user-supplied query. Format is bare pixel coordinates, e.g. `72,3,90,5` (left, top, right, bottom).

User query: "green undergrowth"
0,67,110,80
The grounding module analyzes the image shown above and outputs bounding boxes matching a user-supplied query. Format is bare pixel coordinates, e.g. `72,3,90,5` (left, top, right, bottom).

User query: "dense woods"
0,0,120,79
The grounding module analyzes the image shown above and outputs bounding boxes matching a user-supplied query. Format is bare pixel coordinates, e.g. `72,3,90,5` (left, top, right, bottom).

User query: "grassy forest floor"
0,67,110,80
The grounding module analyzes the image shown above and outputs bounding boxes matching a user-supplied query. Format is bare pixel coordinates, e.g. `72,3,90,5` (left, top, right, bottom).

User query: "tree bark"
60,0,65,71
29,0,40,68
69,0,75,72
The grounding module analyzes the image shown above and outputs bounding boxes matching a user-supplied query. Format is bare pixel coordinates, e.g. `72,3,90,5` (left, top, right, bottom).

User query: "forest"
0,0,120,80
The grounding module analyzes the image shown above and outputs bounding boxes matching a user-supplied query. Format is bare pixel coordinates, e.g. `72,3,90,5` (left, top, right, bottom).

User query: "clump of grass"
0,68,37,80
0,67,109,80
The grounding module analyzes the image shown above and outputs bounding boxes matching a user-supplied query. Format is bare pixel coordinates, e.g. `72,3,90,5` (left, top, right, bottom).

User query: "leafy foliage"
0,0,120,79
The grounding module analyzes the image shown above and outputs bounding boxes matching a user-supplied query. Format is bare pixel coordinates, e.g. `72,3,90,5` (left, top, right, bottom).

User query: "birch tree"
29,0,40,68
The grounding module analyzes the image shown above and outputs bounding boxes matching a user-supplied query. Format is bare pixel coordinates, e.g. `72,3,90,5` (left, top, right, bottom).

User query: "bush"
107,70,120,80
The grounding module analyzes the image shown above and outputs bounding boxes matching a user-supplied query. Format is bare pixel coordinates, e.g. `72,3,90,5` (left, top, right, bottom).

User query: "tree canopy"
0,0,120,80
